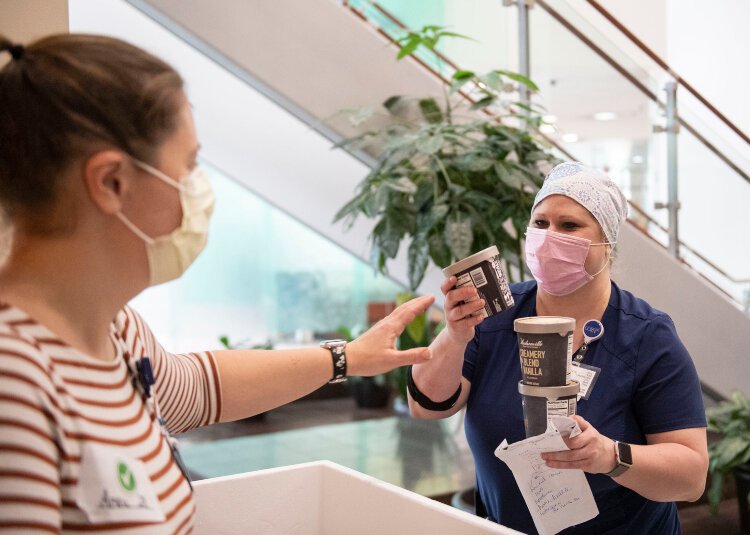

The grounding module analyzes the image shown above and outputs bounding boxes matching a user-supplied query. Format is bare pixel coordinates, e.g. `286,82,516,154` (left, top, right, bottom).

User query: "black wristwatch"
320,339,347,383
605,440,633,478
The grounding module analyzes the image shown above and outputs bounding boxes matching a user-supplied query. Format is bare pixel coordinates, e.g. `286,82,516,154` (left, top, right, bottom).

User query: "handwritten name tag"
76,444,166,524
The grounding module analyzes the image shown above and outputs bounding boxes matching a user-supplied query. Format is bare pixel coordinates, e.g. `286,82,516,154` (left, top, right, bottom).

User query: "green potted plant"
333,25,559,291
706,390,750,531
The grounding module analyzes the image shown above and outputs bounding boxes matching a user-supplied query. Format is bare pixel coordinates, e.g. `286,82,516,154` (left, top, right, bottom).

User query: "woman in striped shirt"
0,34,435,534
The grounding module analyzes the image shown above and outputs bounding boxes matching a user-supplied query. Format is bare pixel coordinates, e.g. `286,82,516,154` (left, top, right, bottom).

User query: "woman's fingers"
543,449,591,464
542,417,617,474
393,346,432,366
440,277,456,296
386,295,436,333
447,299,485,322
445,285,477,308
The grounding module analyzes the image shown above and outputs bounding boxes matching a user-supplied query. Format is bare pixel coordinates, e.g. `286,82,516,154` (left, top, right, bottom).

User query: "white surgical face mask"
116,159,215,286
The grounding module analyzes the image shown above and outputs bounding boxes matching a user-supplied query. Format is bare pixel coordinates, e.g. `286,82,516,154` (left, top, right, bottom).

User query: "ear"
81,150,130,215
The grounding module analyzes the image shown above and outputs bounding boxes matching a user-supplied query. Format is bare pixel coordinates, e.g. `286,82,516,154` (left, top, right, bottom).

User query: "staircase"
70,0,749,399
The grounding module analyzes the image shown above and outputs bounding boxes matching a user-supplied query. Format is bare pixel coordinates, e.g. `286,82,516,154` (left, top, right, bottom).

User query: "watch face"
320,339,346,348
617,442,633,465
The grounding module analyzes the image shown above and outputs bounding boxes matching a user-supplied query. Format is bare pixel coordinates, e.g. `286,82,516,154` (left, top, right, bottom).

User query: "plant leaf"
428,231,452,268
364,185,389,217
707,472,724,514
386,177,418,194
432,203,450,220
396,291,427,343
479,70,505,92
452,69,475,81
418,98,443,124
383,95,403,113
444,213,473,261
417,133,444,155
465,156,495,172
372,217,402,259
397,37,421,59
495,70,540,91
437,31,473,41
471,95,495,110
407,238,430,292
495,162,524,189
346,106,374,126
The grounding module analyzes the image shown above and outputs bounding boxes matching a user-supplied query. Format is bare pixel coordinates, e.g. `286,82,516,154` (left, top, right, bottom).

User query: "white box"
194,460,523,535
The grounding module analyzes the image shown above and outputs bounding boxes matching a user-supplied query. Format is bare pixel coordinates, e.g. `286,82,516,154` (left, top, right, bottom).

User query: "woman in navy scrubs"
409,162,708,534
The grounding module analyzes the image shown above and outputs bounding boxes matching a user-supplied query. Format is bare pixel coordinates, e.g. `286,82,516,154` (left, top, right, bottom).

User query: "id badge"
571,362,601,401
76,443,166,523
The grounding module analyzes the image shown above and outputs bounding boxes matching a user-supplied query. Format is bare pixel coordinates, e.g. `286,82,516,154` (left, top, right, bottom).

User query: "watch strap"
605,441,632,477
320,340,347,383
605,462,629,478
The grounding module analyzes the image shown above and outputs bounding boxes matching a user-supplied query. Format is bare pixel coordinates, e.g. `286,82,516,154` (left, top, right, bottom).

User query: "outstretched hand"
346,294,436,377
541,415,617,474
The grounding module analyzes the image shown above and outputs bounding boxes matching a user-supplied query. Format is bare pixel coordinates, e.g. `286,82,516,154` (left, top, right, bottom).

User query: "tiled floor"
177,397,742,534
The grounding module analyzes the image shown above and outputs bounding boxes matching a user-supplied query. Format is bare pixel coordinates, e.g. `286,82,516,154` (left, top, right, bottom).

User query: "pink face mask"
524,228,613,296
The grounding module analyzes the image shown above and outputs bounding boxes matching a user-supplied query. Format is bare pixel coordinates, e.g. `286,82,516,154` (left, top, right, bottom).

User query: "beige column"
0,0,69,54
0,0,68,263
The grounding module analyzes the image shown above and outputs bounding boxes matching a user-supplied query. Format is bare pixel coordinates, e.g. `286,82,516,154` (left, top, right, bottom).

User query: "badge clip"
572,319,604,400
136,357,155,398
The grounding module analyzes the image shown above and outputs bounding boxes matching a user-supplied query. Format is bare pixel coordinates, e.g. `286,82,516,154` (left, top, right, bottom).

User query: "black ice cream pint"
442,245,514,319
514,316,575,387
518,381,580,437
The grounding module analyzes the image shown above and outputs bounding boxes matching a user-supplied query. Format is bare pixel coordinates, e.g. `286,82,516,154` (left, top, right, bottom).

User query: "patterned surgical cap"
531,162,628,243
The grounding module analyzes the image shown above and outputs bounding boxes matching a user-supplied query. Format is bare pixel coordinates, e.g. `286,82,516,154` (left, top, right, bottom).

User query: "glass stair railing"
69,0,407,351
340,0,750,312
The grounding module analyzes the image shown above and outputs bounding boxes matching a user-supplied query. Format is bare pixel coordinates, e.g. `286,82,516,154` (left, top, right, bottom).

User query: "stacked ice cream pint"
514,317,580,437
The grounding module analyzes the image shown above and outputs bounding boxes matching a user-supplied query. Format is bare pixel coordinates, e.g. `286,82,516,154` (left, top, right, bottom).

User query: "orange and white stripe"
0,305,222,534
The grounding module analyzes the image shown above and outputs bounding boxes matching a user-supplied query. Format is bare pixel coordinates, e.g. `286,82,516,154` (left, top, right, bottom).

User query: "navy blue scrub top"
463,280,706,534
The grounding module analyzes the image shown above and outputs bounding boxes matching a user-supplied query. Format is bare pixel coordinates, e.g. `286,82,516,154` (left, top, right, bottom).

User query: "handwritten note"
494,417,598,535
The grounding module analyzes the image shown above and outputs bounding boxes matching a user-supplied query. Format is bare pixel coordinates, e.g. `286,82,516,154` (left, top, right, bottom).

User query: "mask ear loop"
116,211,156,245
115,158,192,244
133,159,199,195
588,241,616,278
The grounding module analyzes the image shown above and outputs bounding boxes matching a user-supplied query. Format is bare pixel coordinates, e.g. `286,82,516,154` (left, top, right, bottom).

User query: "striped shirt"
0,304,223,534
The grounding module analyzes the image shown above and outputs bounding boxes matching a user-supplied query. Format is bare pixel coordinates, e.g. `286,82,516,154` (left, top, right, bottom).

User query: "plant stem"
433,155,452,187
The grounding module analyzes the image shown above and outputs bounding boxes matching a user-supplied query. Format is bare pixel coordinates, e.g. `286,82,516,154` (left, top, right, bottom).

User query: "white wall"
596,0,667,58
666,0,750,134
664,0,750,291
615,223,750,397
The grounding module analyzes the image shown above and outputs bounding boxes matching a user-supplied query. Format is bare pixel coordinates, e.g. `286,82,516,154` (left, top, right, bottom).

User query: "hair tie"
8,44,24,60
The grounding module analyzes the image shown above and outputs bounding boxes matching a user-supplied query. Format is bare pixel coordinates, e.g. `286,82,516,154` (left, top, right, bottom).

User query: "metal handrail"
584,0,750,148
627,202,749,284
535,0,750,186
344,1,580,163
340,0,749,303
342,0,492,115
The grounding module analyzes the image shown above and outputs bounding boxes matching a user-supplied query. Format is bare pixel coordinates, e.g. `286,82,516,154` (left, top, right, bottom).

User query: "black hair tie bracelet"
406,365,462,411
